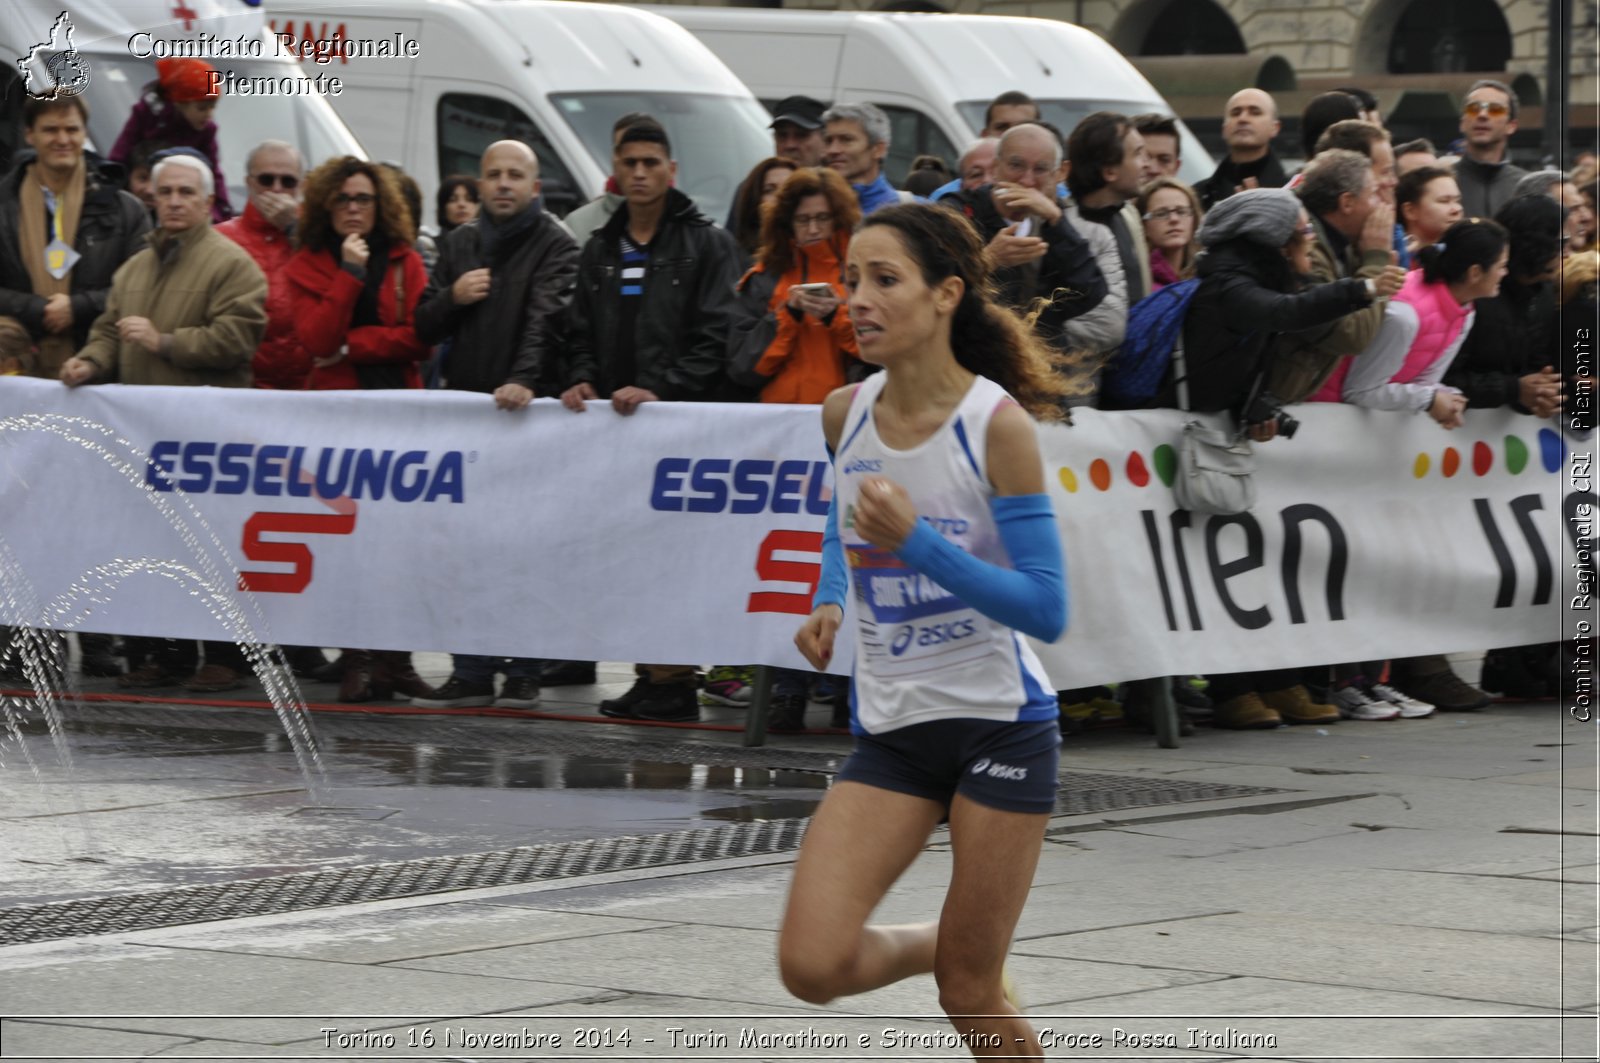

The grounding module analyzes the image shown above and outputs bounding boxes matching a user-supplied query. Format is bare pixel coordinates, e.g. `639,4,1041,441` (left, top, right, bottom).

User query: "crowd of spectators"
0,57,1592,732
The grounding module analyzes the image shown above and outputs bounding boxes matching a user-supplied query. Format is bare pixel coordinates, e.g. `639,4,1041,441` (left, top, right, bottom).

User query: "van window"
551,92,772,228
438,94,580,217
877,105,958,188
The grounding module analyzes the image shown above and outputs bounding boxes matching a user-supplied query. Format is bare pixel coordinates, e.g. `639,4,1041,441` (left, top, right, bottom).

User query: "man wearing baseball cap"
768,95,827,167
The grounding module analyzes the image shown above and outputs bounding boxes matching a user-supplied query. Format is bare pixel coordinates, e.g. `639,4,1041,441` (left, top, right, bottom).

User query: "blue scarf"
853,173,902,216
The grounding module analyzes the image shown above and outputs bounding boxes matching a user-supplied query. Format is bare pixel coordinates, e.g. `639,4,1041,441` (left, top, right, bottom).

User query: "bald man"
413,139,581,709
1195,88,1288,210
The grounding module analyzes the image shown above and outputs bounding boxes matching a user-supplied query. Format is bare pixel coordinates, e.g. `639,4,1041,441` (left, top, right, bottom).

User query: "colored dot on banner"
1413,452,1430,479
1539,427,1563,473
1472,441,1492,477
1441,447,1460,477
1126,451,1150,488
1153,443,1177,487
1504,435,1528,475
1089,458,1112,491
1058,466,1078,493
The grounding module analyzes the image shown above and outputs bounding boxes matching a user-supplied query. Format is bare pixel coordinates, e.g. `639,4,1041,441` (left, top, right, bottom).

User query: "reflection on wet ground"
1,717,829,907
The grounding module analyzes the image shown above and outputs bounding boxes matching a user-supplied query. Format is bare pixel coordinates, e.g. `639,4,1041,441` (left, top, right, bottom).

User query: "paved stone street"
0,660,1595,1061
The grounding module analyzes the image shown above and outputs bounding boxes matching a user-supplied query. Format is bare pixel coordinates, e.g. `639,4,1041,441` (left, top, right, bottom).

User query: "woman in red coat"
284,157,433,702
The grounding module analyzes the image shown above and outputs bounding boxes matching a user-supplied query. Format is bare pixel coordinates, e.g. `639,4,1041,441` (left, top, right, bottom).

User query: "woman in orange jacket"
729,168,862,406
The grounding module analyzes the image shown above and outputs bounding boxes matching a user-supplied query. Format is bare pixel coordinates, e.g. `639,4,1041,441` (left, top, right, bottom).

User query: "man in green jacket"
60,149,266,694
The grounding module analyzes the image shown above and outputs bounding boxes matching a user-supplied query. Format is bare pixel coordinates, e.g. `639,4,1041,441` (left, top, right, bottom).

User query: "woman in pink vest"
1309,218,1509,723
1309,218,1508,429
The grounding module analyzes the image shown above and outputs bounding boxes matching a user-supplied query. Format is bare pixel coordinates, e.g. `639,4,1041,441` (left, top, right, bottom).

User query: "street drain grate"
0,819,810,946
0,773,1285,946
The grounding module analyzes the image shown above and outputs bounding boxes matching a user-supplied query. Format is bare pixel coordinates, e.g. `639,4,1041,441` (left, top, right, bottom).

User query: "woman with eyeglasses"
724,166,861,731
283,155,436,705
1135,177,1202,289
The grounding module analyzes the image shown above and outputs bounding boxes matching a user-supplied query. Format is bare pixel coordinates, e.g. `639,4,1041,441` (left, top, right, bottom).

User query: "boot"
309,651,346,684
374,651,435,701
338,650,376,703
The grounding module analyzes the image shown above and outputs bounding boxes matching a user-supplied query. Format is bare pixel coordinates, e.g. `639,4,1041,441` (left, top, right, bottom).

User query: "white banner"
0,378,1582,687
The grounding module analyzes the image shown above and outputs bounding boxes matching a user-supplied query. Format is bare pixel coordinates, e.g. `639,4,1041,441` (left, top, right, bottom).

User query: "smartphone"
793,283,833,295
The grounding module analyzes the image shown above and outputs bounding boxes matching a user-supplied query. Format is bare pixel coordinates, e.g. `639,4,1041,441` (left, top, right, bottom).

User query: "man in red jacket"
216,140,328,680
216,140,311,389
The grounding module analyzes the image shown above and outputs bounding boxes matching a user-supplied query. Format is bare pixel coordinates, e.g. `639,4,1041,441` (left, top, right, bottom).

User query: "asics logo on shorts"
970,757,1029,781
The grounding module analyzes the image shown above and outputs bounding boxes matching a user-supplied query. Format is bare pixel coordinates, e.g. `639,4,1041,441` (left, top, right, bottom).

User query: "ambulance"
650,6,1212,186
2,0,366,209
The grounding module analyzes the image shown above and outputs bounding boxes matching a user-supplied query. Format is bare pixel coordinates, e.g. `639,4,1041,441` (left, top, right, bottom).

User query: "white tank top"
835,371,1058,734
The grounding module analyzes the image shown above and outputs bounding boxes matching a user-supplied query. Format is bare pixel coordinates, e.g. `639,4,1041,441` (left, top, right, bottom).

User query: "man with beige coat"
61,150,264,389
60,149,266,694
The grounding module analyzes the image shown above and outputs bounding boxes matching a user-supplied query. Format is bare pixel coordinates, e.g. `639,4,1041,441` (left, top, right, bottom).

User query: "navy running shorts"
835,717,1061,815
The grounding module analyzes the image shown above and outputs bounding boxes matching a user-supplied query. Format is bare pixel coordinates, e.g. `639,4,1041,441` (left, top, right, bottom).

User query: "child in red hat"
109,58,233,221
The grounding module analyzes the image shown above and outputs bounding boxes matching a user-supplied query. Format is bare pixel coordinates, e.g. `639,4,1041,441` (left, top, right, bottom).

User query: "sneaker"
631,682,699,722
1211,692,1282,729
1260,684,1340,725
701,666,753,707
1369,682,1435,719
1329,684,1400,721
1392,668,1491,712
599,676,654,718
767,690,810,732
540,660,597,686
184,663,244,693
494,675,541,709
411,676,495,708
1058,693,1122,733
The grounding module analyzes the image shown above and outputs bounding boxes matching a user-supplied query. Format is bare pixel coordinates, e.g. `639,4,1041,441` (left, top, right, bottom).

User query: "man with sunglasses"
1454,80,1526,220
216,141,311,390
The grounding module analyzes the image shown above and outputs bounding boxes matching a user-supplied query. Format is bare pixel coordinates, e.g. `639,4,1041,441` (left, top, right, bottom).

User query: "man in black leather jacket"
415,139,579,404
560,124,741,410
558,122,742,725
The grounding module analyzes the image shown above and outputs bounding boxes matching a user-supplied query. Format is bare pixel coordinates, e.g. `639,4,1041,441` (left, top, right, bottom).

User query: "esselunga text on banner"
0,378,1579,689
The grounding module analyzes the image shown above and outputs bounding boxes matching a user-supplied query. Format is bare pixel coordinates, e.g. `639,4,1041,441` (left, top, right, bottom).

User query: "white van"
650,7,1212,187
267,0,773,223
2,0,366,209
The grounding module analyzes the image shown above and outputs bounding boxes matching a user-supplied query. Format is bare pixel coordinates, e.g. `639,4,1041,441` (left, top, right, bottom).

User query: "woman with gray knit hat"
1155,186,1403,417
1156,187,1406,730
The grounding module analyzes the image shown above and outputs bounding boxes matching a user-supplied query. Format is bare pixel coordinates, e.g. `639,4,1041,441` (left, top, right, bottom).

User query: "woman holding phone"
728,167,862,406
779,203,1069,1058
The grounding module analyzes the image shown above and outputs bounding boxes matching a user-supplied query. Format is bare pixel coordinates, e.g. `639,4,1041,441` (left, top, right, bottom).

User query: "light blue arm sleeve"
812,491,849,612
892,493,1068,642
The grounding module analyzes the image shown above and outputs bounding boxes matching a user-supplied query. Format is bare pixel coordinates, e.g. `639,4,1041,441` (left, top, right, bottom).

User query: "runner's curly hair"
859,203,1075,421
296,155,414,253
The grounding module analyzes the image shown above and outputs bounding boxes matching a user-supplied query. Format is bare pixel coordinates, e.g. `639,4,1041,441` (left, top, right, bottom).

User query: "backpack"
1100,278,1199,406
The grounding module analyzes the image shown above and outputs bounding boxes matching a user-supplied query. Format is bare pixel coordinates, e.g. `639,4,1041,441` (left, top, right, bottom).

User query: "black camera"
1240,380,1299,439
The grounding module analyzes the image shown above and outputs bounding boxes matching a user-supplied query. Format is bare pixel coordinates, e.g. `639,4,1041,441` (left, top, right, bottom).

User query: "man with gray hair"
943,123,1106,363
1455,78,1526,218
822,102,910,215
216,140,309,390
1263,148,1405,403
60,147,266,694
1512,170,1593,253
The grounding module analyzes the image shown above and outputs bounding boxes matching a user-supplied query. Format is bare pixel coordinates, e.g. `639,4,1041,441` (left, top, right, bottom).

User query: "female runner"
781,203,1070,1058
